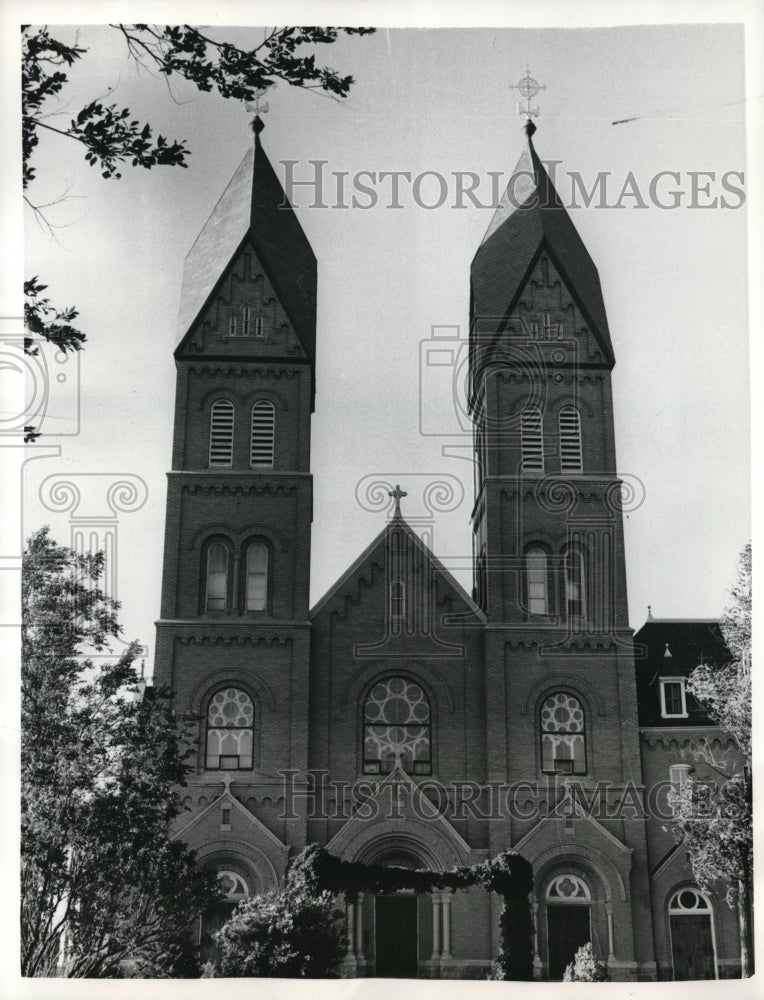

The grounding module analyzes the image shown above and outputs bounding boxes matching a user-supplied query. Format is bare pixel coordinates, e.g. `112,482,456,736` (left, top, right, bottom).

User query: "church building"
153,112,744,981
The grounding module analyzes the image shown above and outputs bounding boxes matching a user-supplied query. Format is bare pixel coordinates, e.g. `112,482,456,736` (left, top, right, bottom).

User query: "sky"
7,14,757,676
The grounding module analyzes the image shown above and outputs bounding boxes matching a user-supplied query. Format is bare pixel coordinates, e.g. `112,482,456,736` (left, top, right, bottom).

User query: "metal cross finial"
388,484,407,519
246,87,270,134
511,67,546,120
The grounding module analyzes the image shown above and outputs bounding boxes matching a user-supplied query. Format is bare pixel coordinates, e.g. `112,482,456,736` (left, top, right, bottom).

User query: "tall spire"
470,80,614,366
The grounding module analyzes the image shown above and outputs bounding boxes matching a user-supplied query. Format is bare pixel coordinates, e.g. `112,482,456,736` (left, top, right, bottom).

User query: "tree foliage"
671,542,753,976
21,527,222,977
215,850,345,978
22,24,374,353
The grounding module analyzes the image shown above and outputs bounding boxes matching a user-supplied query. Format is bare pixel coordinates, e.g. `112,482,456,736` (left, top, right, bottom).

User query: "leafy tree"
21,527,222,977
562,942,608,982
22,24,374,354
215,848,345,978
672,543,752,977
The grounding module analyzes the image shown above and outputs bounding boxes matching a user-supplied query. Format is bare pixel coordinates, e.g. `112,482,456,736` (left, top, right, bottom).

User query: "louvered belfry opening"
209,399,234,467
521,406,544,471
250,400,275,468
558,407,582,472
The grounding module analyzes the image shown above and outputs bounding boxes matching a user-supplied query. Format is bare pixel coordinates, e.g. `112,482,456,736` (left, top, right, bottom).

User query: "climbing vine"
288,845,534,980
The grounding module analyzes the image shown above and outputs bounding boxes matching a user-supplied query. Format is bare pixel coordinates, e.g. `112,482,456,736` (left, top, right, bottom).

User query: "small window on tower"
559,407,583,473
245,542,268,612
255,314,265,338
228,314,237,338
242,305,252,336
521,407,544,471
205,542,229,612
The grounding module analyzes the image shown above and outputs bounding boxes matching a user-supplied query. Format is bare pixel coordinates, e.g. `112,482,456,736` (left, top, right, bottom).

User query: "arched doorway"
372,849,421,979
545,873,591,980
668,888,717,980
200,869,249,967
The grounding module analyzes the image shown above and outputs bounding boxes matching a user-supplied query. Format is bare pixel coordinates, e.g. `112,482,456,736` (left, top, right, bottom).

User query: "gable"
310,519,484,631
176,242,308,360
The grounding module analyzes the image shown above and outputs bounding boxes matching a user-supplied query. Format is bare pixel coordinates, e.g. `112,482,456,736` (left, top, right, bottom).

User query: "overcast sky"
12,17,755,671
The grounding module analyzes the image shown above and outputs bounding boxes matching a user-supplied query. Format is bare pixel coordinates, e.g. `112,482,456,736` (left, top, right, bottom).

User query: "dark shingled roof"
471,132,613,364
175,132,317,359
633,619,730,728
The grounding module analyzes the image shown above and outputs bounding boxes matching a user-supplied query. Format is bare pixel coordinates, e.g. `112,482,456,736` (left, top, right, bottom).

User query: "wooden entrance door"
375,896,418,978
670,914,716,980
547,904,591,980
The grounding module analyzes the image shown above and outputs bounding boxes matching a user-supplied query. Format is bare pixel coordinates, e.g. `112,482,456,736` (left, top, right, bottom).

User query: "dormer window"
660,677,688,719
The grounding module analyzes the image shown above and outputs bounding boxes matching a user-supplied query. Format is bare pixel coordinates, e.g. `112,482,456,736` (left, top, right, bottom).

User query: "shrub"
563,942,609,982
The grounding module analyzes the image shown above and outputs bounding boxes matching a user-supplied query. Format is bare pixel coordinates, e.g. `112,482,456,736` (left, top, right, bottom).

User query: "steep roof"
175,129,317,358
471,124,613,364
632,618,730,727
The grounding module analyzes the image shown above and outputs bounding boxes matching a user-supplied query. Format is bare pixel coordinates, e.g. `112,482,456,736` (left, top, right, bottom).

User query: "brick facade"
153,125,743,980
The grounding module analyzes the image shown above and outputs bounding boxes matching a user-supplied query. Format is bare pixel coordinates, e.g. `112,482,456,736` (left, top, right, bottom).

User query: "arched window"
255,314,265,338
390,579,405,627
245,542,268,611
205,542,229,612
250,400,275,468
540,692,586,774
242,304,252,336
363,677,431,775
559,406,583,472
668,888,717,980
205,687,254,770
209,399,234,467
521,406,544,471
564,548,586,620
546,874,592,980
526,546,549,615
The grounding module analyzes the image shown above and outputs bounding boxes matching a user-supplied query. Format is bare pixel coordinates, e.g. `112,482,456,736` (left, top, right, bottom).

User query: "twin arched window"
363,677,431,775
519,405,583,473
208,398,275,469
540,692,586,774
205,687,254,769
204,539,270,614
524,545,586,621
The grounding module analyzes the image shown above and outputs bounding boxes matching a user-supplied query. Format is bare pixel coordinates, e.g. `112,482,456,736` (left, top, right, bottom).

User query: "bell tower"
154,116,316,851
470,116,629,638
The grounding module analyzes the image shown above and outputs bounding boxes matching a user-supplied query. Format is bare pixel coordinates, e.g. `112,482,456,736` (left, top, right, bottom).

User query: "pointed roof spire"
175,105,316,363
471,86,614,365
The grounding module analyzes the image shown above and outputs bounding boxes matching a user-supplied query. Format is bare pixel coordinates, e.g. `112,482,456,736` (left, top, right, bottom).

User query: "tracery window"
205,687,254,770
540,692,586,774
363,677,431,775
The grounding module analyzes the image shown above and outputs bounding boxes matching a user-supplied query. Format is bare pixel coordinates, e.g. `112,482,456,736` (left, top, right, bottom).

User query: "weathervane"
246,86,271,134
388,484,407,519
511,67,546,120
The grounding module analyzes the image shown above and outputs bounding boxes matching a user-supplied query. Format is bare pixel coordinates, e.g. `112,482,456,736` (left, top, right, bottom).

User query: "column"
355,893,365,961
431,894,441,960
531,894,542,978
345,897,355,957
442,894,452,959
606,903,615,962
